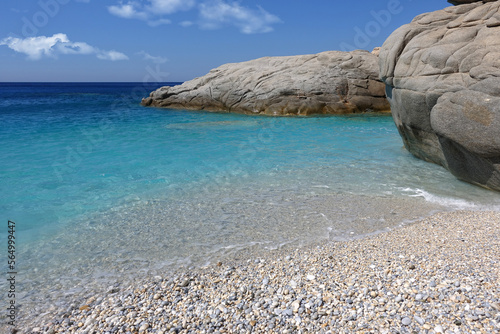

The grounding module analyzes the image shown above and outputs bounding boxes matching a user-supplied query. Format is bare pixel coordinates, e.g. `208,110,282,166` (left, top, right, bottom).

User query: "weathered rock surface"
380,1,500,191
142,50,390,116
448,0,496,5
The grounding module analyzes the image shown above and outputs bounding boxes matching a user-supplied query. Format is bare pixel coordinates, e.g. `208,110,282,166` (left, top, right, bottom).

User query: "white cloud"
56,41,96,55
199,1,282,34
148,0,196,14
97,50,130,61
0,34,128,61
108,2,149,20
0,33,69,60
108,0,281,33
180,20,194,27
138,51,168,63
108,0,195,26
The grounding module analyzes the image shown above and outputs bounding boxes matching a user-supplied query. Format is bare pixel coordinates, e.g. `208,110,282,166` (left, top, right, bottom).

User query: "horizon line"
0,81,183,84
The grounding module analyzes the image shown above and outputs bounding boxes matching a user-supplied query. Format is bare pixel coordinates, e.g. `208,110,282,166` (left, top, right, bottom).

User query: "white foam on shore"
400,187,500,211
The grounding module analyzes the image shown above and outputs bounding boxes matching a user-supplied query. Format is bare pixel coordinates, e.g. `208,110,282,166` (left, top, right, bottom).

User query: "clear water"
1,83,500,323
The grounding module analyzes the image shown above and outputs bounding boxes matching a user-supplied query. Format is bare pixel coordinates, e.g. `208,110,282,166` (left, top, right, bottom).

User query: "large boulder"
448,0,496,5
142,50,390,116
380,1,500,191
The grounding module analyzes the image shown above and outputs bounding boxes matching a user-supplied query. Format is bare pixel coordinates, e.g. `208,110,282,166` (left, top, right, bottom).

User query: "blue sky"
0,0,446,82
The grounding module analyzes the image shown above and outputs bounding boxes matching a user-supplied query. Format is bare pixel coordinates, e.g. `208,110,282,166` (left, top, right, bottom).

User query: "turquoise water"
1,83,500,323
2,82,500,253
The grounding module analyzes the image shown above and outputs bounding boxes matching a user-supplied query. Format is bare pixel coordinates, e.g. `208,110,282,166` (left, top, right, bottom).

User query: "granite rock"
380,1,500,191
448,0,497,6
142,50,390,116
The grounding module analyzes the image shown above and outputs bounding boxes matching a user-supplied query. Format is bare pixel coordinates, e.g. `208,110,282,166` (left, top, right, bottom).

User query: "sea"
1,82,500,325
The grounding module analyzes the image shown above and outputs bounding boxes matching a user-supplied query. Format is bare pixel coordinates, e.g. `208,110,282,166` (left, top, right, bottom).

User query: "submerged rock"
379,0,500,191
142,50,390,116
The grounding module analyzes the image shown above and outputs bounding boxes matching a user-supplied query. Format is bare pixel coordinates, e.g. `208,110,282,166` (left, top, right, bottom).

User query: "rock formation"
448,0,495,5
142,50,390,116
380,1,500,191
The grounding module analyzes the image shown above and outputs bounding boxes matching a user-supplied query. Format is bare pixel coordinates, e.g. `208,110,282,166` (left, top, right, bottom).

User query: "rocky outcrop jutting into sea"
142,50,390,116
380,0,500,191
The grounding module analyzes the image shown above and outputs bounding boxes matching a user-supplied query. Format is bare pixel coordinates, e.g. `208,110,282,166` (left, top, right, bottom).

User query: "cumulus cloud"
108,0,281,33
199,0,282,34
0,34,128,61
108,0,195,25
108,2,149,20
137,51,168,63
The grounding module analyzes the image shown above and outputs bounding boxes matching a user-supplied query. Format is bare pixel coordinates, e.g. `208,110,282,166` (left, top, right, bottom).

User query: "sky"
0,0,447,82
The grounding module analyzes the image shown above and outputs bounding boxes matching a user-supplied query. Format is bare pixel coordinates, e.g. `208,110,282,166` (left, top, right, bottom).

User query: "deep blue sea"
1,82,500,321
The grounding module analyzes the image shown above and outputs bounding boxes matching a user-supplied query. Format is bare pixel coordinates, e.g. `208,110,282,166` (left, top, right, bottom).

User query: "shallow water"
1,83,500,325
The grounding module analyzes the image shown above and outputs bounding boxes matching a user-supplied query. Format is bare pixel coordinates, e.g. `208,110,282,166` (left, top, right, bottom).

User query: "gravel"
4,210,500,333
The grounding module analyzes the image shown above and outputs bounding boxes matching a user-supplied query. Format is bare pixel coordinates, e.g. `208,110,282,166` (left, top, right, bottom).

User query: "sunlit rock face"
142,50,390,116
380,0,500,191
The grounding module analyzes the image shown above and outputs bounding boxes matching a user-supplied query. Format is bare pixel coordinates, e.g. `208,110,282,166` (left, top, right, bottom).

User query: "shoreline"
10,209,499,333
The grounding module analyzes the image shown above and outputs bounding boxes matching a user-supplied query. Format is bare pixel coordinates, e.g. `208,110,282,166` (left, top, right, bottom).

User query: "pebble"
414,315,425,325
434,324,444,333
12,211,500,334
291,300,300,312
107,286,120,294
179,279,190,287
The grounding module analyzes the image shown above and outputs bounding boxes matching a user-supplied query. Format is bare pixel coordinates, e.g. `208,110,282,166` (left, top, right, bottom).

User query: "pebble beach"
3,1,500,333
14,210,499,334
